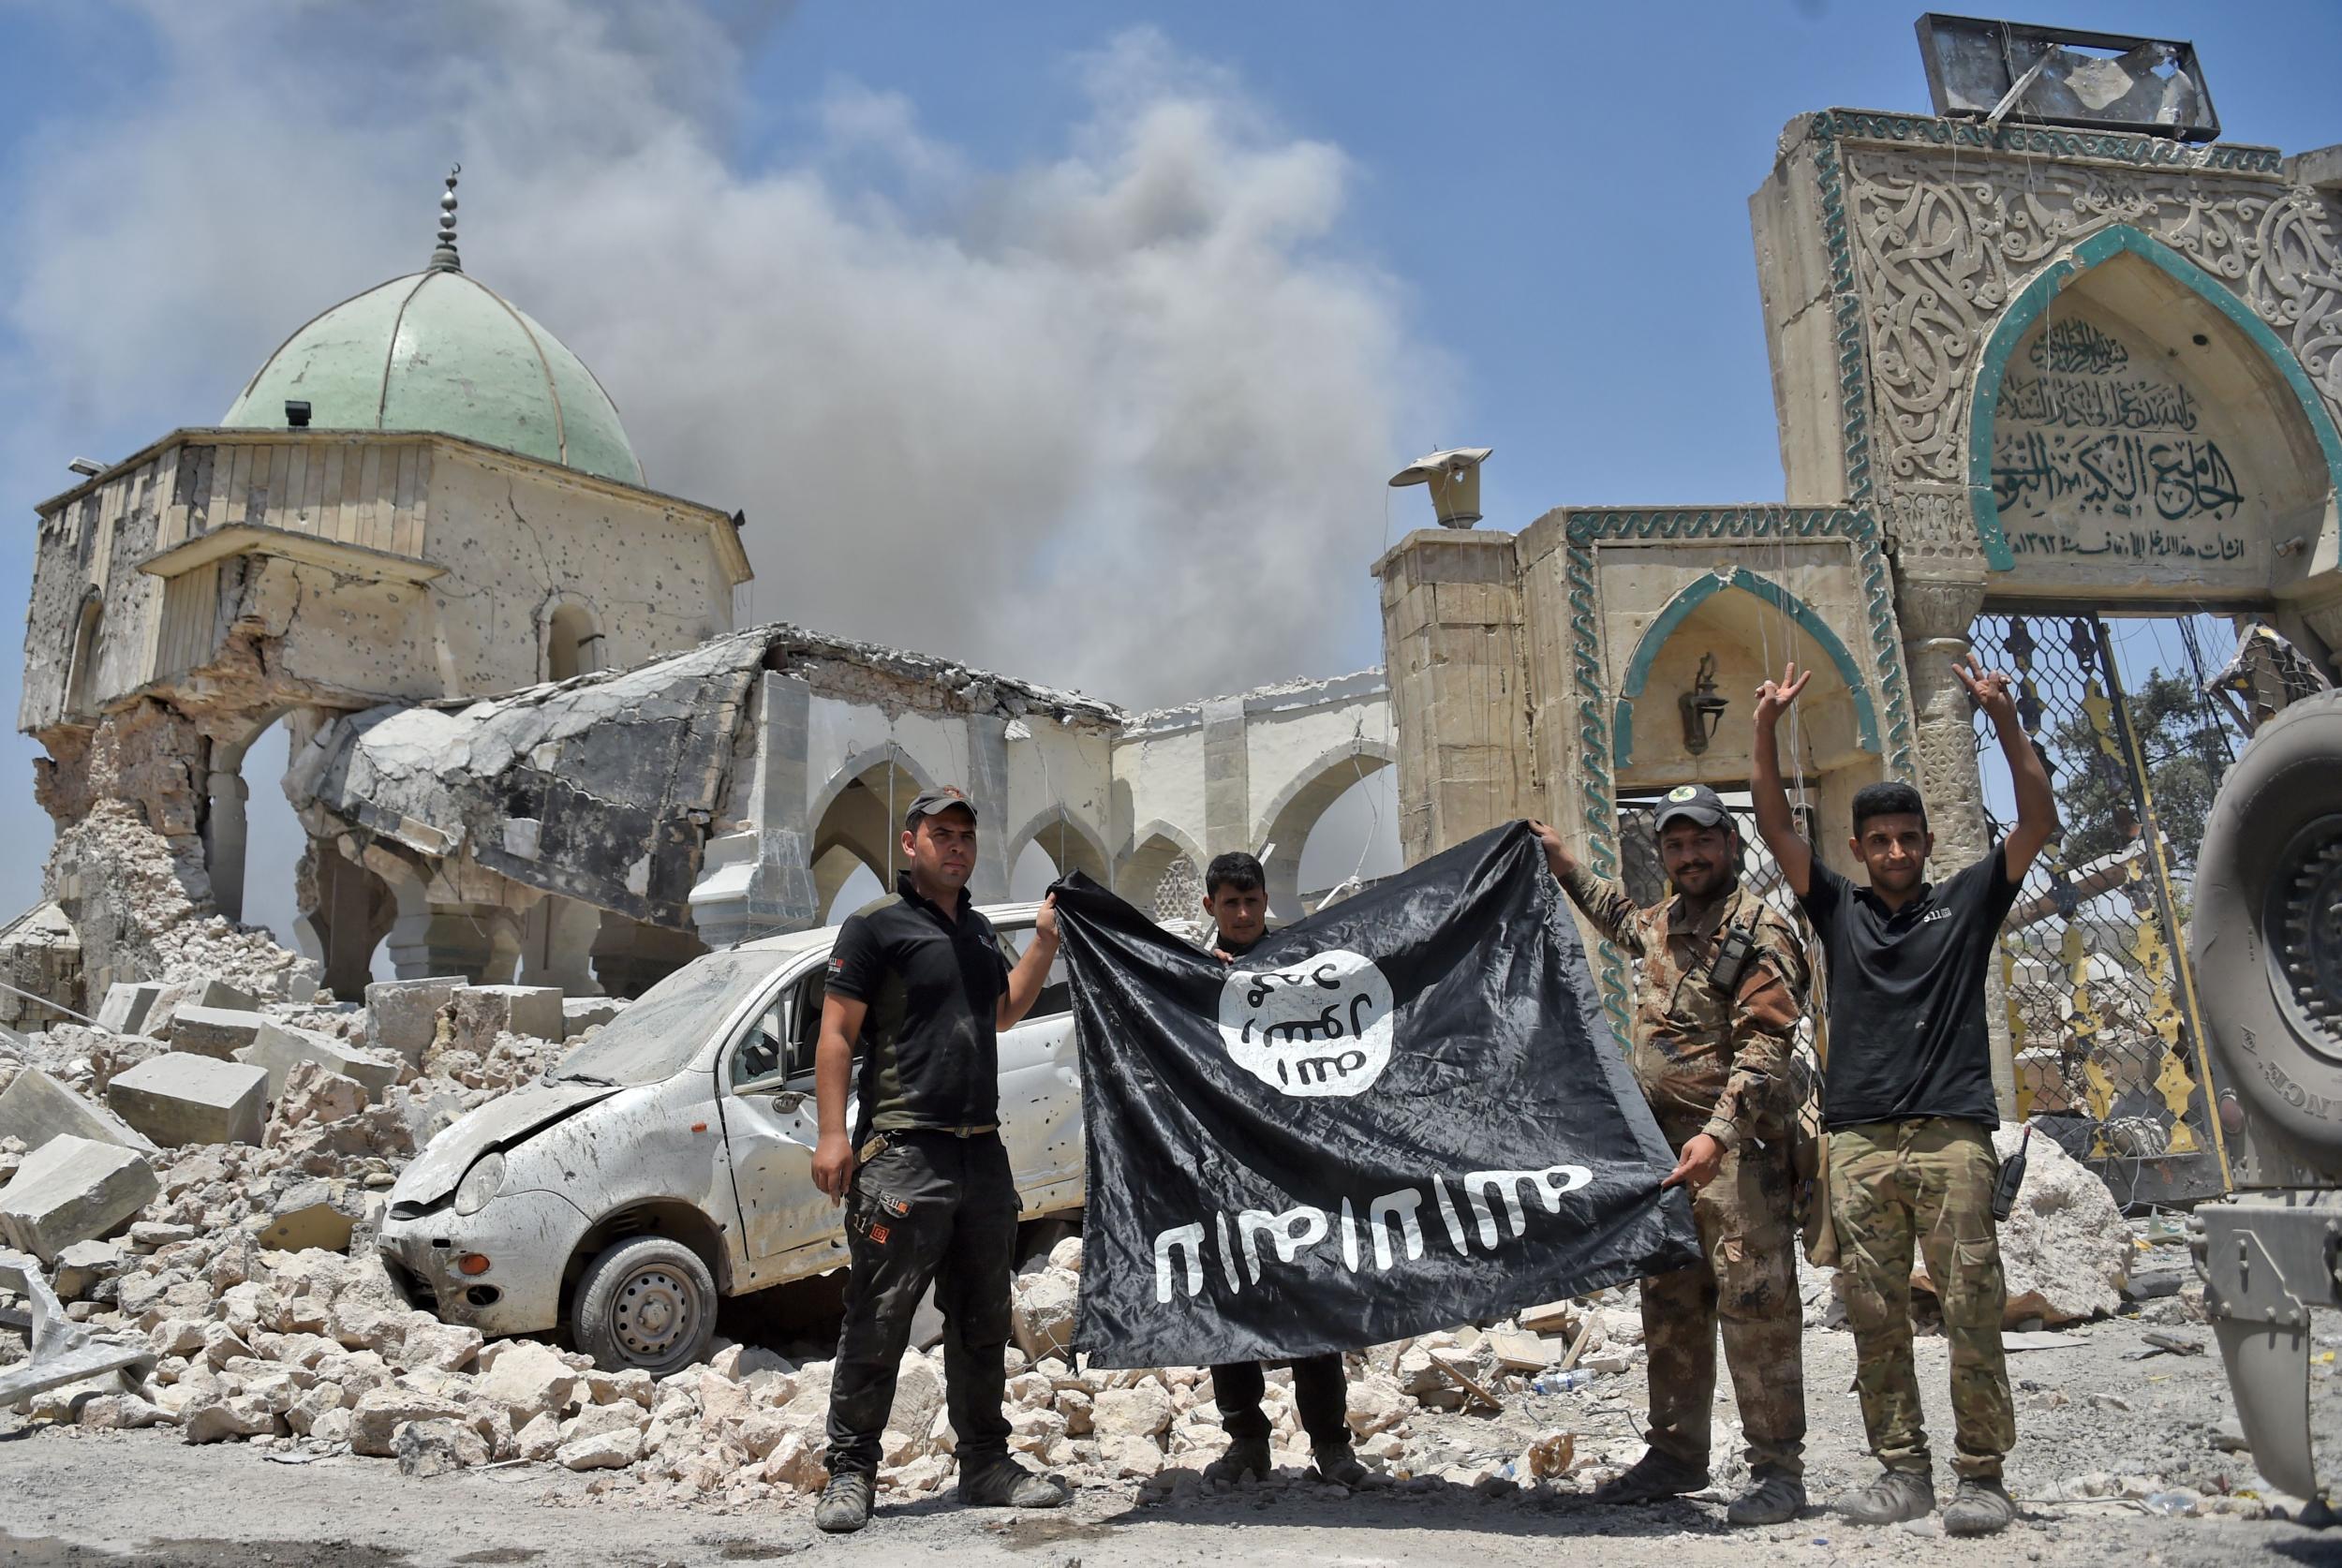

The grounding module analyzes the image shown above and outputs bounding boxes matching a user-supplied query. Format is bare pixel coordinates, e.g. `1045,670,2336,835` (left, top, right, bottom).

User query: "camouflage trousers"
1641,1119,1805,1479
1829,1117,2014,1482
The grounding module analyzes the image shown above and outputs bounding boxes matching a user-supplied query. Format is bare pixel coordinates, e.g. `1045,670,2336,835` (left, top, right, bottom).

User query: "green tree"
2047,671,2232,872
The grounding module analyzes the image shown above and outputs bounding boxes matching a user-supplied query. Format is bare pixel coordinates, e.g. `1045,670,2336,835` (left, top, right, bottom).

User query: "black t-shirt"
826,872,1012,1141
1798,844,2022,1130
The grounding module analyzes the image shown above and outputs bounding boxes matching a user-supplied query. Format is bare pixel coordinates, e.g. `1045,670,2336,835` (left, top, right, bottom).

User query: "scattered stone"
477,1339,581,1426
1011,1268,1077,1361
106,1053,269,1146
0,1133,161,1260
256,1180,368,1252
0,1066,159,1156
96,981,167,1036
239,1020,400,1098
166,1007,269,1061
51,1237,126,1298
350,1387,473,1457
364,978,464,1067
394,1416,488,1476
444,986,562,1052
557,1427,645,1470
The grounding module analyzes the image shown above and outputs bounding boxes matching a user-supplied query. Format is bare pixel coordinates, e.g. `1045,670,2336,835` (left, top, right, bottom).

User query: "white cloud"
0,0,1439,922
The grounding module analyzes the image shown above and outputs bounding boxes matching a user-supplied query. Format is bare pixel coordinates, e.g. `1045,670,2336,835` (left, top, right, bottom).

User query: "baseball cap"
903,786,979,831
1653,783,1730,833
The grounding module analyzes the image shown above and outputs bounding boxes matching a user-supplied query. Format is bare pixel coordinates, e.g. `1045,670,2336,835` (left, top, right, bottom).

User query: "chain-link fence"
1967,613,2245,1206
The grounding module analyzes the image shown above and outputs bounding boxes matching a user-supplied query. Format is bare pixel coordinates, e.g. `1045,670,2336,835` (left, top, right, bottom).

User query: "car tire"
571,1235,718,1377
2192,688,2342,1164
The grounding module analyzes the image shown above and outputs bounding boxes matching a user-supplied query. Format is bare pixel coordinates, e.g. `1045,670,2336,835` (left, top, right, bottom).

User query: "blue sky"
0,0,2335,949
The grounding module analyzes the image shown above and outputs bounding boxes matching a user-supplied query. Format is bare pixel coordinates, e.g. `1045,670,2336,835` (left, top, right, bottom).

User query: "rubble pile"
5,966,2174,1516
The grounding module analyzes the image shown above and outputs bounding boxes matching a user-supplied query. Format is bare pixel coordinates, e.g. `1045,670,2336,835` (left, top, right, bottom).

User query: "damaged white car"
376,904,1081,1375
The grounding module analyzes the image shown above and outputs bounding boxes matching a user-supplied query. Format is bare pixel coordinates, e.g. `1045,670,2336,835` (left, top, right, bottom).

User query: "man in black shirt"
1193,851,1372,1490
1751,657,2054,1538
810,787,1067,1533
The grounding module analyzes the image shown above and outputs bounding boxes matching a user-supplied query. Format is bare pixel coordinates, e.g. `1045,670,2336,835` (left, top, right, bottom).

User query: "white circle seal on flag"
1217,949,1396,1098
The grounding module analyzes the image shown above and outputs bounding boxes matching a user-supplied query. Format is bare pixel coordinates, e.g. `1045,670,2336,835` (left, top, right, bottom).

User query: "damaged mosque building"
5,171,1395,1013
13,22,2342,1207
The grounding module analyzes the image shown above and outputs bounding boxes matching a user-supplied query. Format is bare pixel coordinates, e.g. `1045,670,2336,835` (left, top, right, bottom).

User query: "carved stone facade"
1385,108,2342,1111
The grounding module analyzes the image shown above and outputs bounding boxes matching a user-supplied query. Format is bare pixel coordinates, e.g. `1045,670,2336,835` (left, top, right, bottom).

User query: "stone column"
203,769,250,923
388,902,518,984
1372,529,1532,865
519,895,603,996
1893,571,2016,1117
688,673,822,944
1201,696,1250,855
966,712,1012,904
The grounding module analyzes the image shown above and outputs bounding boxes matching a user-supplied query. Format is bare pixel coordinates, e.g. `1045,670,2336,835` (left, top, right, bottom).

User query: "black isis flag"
1052,821,1699,1369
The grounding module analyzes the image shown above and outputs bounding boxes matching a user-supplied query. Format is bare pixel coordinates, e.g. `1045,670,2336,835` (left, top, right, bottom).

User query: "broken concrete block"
165,1006,268,1061
180,1392,281,1443
1516,1300,1575,1336
96,981,166,1036
561,997,625,1039
1486,1330,1559,1373
349,1387,472,1457
238,1020,400,1099
106,1055,268,1146
447,985,563,1048
0,1135,160,1262
52,1237,126,1299
476,1339,580,1426
1010,1269,1076,1362
395,1416,488,1476
363,977,463,1067
0,1066,158,1156
1916,1126,2129,1326
556,1427,644,1470
255,1180,365,1253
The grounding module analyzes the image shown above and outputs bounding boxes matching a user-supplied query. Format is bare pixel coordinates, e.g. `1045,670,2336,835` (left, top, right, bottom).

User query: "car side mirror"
732,1069,804,1108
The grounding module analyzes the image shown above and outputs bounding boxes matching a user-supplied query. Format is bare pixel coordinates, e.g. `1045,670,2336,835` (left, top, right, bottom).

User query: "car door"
996,919,1085,1217
715,958,851,1282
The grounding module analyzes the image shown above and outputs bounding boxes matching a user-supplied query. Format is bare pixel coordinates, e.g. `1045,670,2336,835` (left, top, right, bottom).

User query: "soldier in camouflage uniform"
1532,786,1811,1527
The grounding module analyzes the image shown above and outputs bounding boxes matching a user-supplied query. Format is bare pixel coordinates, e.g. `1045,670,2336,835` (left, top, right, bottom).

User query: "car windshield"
549,950,794,1087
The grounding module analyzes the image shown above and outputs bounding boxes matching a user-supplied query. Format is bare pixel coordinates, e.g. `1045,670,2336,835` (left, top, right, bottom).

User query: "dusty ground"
4,1310,2336,1568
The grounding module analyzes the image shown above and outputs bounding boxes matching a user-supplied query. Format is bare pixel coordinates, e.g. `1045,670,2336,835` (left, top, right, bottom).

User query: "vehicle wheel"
2192,688,2342,1165
571,1235,718,1377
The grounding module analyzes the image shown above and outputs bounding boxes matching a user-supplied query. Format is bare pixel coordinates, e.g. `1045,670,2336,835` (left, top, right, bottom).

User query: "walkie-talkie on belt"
1992,1125,2032,1222
1709,920,1758,994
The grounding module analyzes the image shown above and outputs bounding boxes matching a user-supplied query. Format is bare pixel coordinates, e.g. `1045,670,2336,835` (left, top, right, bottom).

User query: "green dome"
221,267,644,486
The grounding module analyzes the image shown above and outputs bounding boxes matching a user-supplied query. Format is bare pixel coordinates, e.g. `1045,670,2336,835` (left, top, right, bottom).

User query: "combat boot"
1204,1436,1272,1485
1942,1477,2017,1536
958,1457,1066,1509
1837,1467,1934,1525
1726,1469,1806,1526
1311,1440,1375,1489
1590,1448,1710,1504
814,1471,875,1533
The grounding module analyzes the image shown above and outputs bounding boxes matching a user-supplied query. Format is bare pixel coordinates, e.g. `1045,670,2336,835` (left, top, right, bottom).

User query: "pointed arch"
806,744,936,837
1610,568,1879,765
1002,806,1111,888
1252,738,1399,921
1116,818,1208,907
1968,223,2342,572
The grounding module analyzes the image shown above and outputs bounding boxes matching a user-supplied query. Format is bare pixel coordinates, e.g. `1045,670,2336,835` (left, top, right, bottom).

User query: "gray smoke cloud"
0,0,1431,925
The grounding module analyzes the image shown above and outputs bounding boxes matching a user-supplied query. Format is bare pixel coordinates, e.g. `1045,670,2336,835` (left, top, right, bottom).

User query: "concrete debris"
96,981,167,1036
363,978,463,1068
51,1238,126,1300
239,1021,400,1099
1913,1122,2129,1326
0,1066,159,1156
106,1054,269,1147
1009,1268,1077,1362
0,902,82,1029
0,1135,161,1261
167,1007,269,1062
442,987,562,1056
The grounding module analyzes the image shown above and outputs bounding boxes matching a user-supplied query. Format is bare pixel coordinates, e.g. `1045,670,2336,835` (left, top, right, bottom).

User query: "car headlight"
453,1152,507,1217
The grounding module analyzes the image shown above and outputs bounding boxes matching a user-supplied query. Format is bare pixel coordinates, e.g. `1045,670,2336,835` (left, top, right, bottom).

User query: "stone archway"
1117,820,1208,925
809,749,931,911
1252,740,1399,922
1003,806,1111,895
1967,224,2342,586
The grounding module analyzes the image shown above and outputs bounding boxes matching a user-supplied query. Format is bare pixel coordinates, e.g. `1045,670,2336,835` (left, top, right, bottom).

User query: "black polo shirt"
1798,844,2022,1131
826,872,1011,1143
